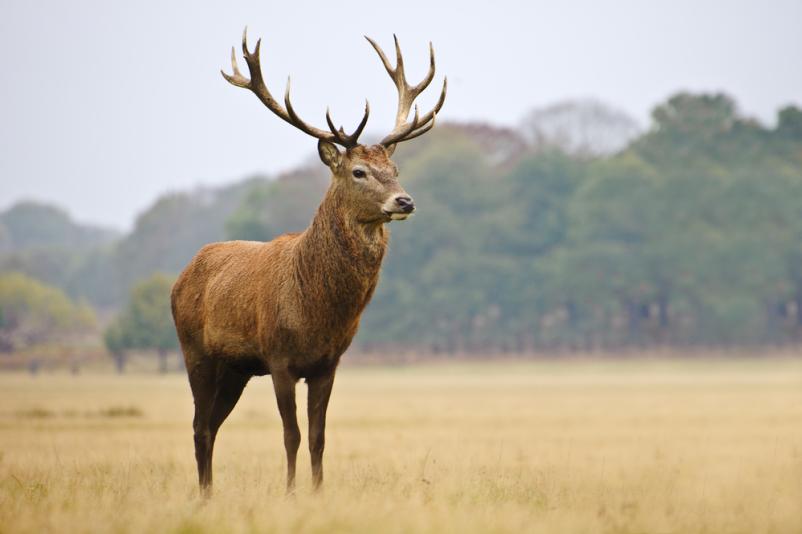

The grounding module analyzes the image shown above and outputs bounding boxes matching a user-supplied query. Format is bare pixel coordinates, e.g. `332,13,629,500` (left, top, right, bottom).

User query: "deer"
171,29,446,497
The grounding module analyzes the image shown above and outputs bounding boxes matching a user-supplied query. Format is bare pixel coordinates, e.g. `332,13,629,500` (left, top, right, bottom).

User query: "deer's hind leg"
210,366,250,436
187,357,249,497
188,358,216,496
271,369,301,494
307,371,335,490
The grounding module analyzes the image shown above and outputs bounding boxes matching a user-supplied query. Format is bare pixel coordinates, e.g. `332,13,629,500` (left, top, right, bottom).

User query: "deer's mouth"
383,210,411,221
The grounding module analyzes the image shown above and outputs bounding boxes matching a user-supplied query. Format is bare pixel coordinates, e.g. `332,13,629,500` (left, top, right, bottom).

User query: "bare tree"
520,98,641,156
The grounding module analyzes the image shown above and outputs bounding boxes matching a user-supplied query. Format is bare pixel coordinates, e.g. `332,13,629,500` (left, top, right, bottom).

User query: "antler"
365,35,447,147
221,28,370,148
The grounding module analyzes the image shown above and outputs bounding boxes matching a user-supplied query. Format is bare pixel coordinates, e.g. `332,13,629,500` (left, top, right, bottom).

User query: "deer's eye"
352,169,367,179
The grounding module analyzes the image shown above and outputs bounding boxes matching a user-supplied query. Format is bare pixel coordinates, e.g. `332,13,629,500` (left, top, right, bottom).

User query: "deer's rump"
171,238,300,372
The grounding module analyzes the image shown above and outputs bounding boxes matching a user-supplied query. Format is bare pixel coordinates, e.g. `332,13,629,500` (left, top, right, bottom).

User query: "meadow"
1,356,800,533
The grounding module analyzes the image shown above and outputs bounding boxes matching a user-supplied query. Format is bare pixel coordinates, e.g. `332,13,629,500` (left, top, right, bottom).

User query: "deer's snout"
394,195,415,213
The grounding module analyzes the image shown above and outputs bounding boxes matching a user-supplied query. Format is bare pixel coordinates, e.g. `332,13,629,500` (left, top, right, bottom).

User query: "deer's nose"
395,195,415,213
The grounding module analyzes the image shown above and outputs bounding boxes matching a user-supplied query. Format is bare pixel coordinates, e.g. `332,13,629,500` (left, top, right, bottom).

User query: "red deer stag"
171,29,446,496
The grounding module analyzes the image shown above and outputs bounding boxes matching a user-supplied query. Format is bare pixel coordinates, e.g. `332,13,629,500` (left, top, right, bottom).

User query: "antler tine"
365,35,395,81
414,76,447,129
350,100,371,142
393,35,404,82
325,100,371,146
385,76,446,145
282,77,324,139
381,105,421,147
400,111,437,143
325,108,339,137
366,35,446,147
411,42,436,95
222,47,247,87
222,28,368,147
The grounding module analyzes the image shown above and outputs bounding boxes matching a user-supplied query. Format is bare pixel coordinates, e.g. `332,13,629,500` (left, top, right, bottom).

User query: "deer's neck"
294,188,388,319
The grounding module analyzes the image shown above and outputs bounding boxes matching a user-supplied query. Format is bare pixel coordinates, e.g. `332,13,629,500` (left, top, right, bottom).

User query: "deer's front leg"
307,371,335,490
271,370,300,493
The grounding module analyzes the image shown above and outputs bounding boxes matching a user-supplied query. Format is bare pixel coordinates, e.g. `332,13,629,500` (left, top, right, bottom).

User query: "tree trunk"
657,296,669,329
657,294,670,345
114,352,127,374
792,293,802,343
625,300,641,346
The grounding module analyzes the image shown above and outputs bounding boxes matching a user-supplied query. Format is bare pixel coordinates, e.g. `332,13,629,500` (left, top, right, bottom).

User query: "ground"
0,357,800,533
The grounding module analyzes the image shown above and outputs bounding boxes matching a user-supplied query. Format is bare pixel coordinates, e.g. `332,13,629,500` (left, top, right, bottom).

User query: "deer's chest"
268,276,374,360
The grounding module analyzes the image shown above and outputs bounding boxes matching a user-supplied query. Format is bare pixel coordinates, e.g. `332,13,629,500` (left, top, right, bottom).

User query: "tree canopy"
0,272,96,353
5,93,802,353
104,274,178,371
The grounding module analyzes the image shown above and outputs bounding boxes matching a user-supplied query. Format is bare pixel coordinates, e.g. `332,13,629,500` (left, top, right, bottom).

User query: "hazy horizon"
2,0,801,231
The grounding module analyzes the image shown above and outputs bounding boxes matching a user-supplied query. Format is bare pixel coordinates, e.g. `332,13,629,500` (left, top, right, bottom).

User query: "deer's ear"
384,143,397,156
318,140,342,169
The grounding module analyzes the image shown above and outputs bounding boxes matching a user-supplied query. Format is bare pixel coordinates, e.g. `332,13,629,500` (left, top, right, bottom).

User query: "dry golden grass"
1,357,801,533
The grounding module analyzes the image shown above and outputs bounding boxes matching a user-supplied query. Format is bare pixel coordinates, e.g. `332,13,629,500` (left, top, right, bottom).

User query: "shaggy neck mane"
293,184,389,322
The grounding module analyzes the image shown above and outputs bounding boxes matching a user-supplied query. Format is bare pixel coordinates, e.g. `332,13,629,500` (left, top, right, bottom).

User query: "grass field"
1,357,801,533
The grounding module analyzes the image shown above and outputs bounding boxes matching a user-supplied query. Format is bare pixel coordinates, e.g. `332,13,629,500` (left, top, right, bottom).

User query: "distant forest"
3,93,802,353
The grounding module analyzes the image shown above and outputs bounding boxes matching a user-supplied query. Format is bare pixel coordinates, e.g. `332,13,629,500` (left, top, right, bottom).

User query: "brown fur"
171,144,411,495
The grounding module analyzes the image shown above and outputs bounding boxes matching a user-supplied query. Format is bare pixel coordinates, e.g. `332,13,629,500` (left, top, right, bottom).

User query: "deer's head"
222,30,446,224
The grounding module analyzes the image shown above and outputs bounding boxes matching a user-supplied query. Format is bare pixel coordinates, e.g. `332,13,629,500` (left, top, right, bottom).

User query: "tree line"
1,92,801,361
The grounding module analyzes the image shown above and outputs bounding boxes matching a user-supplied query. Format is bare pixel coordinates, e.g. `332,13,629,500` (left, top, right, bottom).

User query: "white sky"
1,0,800,230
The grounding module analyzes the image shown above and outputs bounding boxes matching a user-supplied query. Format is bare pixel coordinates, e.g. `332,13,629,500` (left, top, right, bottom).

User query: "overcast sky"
1,0,800,230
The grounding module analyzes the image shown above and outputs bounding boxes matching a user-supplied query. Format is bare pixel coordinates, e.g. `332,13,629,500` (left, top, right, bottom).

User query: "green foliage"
114,179,259,294
0,201,117,253
0,203,120,306
0,180,259,308
777,106,802,140
0,272,96,352
225,168,328,241
104,274,178,364
359,97,802,350
5,93,802,352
